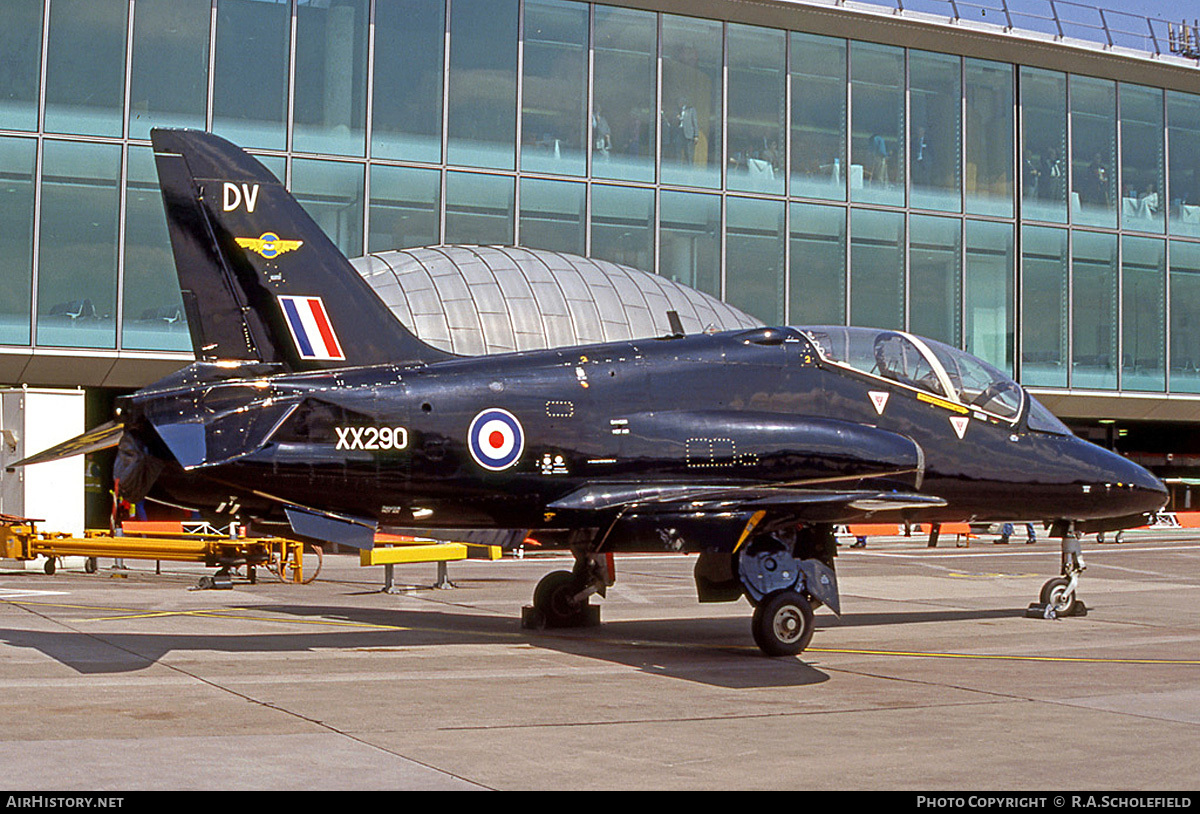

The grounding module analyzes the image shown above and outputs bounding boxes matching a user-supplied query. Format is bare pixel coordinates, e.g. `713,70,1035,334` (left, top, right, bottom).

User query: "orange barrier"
1175,512,1200,528
121,521,185,534
847,524,899,536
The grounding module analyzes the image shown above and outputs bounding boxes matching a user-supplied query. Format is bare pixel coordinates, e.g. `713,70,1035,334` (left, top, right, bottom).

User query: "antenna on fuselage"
666,310,685,338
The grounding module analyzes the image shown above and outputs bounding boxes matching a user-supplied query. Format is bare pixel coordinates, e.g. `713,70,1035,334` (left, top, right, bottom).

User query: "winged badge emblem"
236,232,303,259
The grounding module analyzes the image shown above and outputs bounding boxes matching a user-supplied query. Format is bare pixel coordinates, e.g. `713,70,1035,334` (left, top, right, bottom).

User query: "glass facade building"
1,0,1199,421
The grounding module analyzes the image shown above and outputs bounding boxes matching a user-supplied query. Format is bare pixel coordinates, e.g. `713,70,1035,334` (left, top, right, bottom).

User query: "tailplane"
150,128,451,370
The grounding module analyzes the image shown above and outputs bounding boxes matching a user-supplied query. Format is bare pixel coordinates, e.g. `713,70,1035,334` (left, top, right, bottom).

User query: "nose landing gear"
1028,524,1088,619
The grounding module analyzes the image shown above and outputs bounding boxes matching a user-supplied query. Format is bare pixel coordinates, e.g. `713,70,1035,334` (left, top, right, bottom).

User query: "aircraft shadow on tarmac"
0,600,1028,688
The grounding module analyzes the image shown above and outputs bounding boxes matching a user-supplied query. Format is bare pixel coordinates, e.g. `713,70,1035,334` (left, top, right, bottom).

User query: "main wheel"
1040,576,1077,616
751,589,815,657
533,570,589,627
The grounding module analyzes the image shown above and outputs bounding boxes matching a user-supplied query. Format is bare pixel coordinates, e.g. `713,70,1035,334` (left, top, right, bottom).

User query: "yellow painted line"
946,572,1040,578
808,647,1200,665
2,599,409,631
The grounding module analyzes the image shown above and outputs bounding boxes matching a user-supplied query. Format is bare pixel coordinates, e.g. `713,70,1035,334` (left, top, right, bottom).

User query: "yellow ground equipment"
0,516,311,587
363,533,501,591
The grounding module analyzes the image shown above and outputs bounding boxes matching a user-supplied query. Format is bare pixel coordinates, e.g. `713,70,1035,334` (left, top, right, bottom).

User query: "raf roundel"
468,408,525,471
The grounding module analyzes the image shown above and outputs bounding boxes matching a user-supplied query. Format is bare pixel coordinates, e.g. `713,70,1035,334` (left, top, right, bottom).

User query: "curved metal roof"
350,246,761,356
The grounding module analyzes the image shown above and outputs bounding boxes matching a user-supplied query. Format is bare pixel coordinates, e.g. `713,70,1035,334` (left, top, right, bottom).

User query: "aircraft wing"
546,480,947,559
5,420,124,469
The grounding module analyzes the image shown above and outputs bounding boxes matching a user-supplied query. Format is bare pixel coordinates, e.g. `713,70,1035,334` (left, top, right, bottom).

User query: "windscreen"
1025,394,1073,436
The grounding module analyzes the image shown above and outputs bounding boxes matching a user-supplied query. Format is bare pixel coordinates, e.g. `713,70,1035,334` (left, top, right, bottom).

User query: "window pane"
44,0,127,137
1168,91,1200,238
1020,67,1067,223
1122,236,1165,392
1020,225,1067,386
850,208,904,330
851,42,904,207
291,158,365,258
966,59,1013,217
661,14,722,189
790,32,846,202
445,172,513,245
1071,76,1117,229
520,178,585,255
128,0,210,140
590,184,653,271
369,165,440,252
37,141,120,349
727,24,784,195
447,0,517,170
213,0,290,150
592,5,656,183
1170,240,1200,393
789,202,845,325
1072,231,1118,390
726,197,784,325
0,0,44,132
123,147,190,352
1119,85,1165,234
0,137,35,345
372,0,444,164
909,50,961,213
908,215,961,345
294,0,368,157
964,220,1014,374
521,0,588,177
660,190,720,299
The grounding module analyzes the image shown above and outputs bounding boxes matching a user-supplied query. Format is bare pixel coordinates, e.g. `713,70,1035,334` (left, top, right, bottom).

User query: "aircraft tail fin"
149,128,451,370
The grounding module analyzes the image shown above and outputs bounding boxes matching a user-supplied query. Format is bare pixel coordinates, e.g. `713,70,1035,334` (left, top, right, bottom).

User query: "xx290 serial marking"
334,426,409,451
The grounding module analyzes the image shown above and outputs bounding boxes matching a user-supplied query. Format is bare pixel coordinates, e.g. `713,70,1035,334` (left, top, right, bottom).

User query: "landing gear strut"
739,528,839,657
1028,525,1087,619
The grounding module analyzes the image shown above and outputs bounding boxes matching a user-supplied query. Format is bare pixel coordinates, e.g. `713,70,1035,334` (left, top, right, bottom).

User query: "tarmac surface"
1,528,1199,791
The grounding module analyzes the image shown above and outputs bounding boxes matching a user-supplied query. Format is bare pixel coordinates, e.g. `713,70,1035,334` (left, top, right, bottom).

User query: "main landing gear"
523,526,840,659
1028,523,1088,619
523,550,609,629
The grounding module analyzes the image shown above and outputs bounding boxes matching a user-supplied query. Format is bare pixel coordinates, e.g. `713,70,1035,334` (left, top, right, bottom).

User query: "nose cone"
1090,443,1169,519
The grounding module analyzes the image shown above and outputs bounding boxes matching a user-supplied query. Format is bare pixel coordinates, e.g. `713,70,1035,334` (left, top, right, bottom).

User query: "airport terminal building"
2,0,1200,510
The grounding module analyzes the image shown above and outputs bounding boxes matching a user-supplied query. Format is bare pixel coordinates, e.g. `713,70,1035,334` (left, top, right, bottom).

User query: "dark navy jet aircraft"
19,130,1168,657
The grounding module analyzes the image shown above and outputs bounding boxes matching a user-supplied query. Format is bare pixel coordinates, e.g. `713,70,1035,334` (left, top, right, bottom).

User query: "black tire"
84,557,98,574
1040,577,1077,616
533,570,587,626
43,558,56,575
751,589,815,657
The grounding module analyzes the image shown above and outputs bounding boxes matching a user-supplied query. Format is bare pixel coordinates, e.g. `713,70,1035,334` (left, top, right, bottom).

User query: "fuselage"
129,326,1167,543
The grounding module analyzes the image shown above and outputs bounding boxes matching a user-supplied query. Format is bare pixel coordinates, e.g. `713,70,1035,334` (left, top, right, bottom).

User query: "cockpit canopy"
799,326,1026,423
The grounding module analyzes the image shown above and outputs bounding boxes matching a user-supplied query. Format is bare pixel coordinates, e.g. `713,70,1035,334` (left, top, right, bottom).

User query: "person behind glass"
912,125,931,186
1022,150,1040,199
592,105,612,159
1040,147,1064,202
677,97,698,165
869,133,889,186
1080,151,1110,207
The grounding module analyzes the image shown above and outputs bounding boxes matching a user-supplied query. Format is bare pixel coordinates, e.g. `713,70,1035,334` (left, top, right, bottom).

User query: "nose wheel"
1028,527,1088,619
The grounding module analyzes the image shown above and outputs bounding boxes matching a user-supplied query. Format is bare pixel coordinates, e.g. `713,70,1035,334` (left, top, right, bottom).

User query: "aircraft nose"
1096,445,1169,517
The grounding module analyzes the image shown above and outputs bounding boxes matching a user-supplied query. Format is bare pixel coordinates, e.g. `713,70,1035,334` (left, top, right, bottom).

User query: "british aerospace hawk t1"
17,129,1168,657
